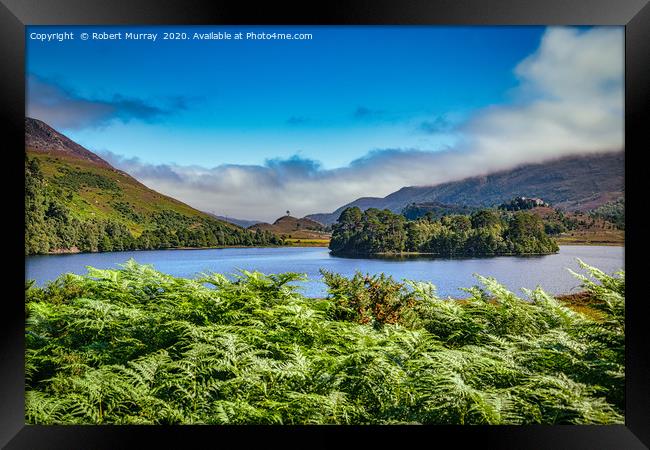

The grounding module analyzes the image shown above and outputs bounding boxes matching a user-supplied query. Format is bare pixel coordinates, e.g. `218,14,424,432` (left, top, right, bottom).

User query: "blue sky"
26,26,623,220
27,25,547,168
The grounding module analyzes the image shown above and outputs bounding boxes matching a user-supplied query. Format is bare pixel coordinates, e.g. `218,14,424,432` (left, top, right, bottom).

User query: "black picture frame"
2,0,648,448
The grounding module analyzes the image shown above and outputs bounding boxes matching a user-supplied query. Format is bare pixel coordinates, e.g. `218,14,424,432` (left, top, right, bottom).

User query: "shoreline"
38,243,290,256
33,241,623,257
331,241,624,258
330,250,560,258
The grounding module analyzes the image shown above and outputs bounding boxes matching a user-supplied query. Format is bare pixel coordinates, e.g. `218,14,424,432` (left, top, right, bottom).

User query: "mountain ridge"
26,117,114,168
306,152,624,225
209,214,262,228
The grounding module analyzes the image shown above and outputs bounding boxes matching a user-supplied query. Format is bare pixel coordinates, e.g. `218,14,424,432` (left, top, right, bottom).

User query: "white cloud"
102,27,623,222
459,27,624,169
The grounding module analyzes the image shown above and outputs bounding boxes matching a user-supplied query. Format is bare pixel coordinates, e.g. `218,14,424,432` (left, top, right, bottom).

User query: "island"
329,207,559,257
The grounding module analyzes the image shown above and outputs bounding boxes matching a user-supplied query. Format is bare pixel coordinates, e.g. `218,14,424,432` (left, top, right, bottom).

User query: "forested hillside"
25,118,282,255
401,202,478,221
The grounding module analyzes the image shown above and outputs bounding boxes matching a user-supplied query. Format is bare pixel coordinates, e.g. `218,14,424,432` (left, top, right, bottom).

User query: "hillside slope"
25,117,281,254
307,152,624,225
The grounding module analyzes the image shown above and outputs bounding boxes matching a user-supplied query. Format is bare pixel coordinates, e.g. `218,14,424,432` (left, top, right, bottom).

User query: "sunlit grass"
284,238,330,246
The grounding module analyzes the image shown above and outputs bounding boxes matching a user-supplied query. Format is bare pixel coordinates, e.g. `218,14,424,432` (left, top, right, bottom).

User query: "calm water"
25,246,624,299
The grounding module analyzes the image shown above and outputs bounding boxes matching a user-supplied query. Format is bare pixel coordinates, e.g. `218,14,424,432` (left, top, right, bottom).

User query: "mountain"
306,152,624,225
26,117,114,168
210,214,262,228
25,117,281,254
249,215,329,240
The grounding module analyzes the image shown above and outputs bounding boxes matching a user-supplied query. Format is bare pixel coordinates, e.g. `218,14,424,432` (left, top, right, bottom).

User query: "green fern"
25,259,624,424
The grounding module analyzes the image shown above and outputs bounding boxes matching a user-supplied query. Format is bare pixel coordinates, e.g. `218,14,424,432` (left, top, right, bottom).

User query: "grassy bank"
25,260,624,425
284,238,330,247
554,226,624,246
555,232,624,246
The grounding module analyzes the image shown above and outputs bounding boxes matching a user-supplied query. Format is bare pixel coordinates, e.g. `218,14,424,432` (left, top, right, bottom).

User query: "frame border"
2,1,648,448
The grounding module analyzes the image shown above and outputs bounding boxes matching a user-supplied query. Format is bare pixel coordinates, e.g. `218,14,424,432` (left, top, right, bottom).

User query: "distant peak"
25,117,113,168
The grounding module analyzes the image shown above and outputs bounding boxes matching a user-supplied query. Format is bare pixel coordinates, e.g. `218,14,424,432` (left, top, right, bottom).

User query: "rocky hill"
26,117,114,168
249,215,329,240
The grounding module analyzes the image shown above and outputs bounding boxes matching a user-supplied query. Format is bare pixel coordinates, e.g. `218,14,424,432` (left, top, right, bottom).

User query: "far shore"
331,250,560,259
41,243,289,256
36,240,623,257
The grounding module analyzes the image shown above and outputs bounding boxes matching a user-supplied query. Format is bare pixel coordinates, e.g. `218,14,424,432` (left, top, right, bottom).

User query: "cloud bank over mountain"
41,27,626,222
